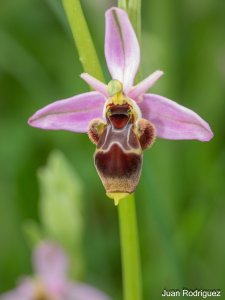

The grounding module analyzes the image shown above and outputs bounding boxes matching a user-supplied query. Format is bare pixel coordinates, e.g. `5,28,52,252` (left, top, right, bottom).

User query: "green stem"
118,0,141,42
126,0,142,81
62,0,104,81
118,194,142,300
118,1,142,299
118,0,128,10
128,0,141,42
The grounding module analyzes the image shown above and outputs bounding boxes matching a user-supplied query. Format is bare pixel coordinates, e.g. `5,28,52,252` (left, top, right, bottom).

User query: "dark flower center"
32,283,54,300
109,114,129,129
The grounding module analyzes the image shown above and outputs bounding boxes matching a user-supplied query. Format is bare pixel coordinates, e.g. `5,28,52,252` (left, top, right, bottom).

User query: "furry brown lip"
88,99,155,204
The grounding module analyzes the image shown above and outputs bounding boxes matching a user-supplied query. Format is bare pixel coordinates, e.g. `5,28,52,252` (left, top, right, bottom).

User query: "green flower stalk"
62,0,104,81
118,0,128,11
117,2,142,299
118,194,142,300
120,0,141,42
28,1,213,300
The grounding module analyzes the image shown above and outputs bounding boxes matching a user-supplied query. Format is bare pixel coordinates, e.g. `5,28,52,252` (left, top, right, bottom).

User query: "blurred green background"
0,0,225,299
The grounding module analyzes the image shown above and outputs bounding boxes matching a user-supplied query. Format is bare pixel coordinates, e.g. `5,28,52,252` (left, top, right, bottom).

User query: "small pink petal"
65,283,111,300
140,94,213,141
33,241,68,281
105,7,140,91
81,73,109,97
0,278,35,300
28,92,105,133
128,70,164,100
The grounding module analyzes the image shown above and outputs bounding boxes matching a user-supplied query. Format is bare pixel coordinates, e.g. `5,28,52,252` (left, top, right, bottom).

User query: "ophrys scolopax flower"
0,241,111,300
28,8,213,204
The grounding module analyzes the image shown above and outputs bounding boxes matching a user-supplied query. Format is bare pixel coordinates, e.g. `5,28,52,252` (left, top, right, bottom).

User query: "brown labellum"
88,102,155,202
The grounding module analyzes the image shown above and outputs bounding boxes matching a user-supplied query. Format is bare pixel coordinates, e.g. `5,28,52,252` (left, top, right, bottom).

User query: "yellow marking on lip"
96,146,142,155
105,96,140,121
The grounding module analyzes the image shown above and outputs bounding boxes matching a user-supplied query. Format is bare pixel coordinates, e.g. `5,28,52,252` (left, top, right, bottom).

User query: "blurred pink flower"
0,241,111,300
28,7,213,142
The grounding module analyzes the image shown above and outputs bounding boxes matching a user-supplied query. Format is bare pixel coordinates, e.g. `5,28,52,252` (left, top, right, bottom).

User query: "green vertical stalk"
117,1,142,300
62,2,143,299
128,0,141,42
118,194,142,300
62,0,104,81
125,0,142,81
118,0,141,42
118,0,128,10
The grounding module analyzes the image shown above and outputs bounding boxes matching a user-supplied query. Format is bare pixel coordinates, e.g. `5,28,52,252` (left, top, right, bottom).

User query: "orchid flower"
0,241,111,300
28,7,213,204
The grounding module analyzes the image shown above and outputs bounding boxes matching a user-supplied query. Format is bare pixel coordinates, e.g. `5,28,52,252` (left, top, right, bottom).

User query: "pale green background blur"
0,0,225,299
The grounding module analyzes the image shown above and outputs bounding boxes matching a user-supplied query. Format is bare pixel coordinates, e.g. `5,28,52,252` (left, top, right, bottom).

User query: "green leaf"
38,150,84,279
45,0,68,31
23,220,44,247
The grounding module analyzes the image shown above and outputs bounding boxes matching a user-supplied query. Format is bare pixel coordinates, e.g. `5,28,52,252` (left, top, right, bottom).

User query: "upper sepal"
105,7,140,92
